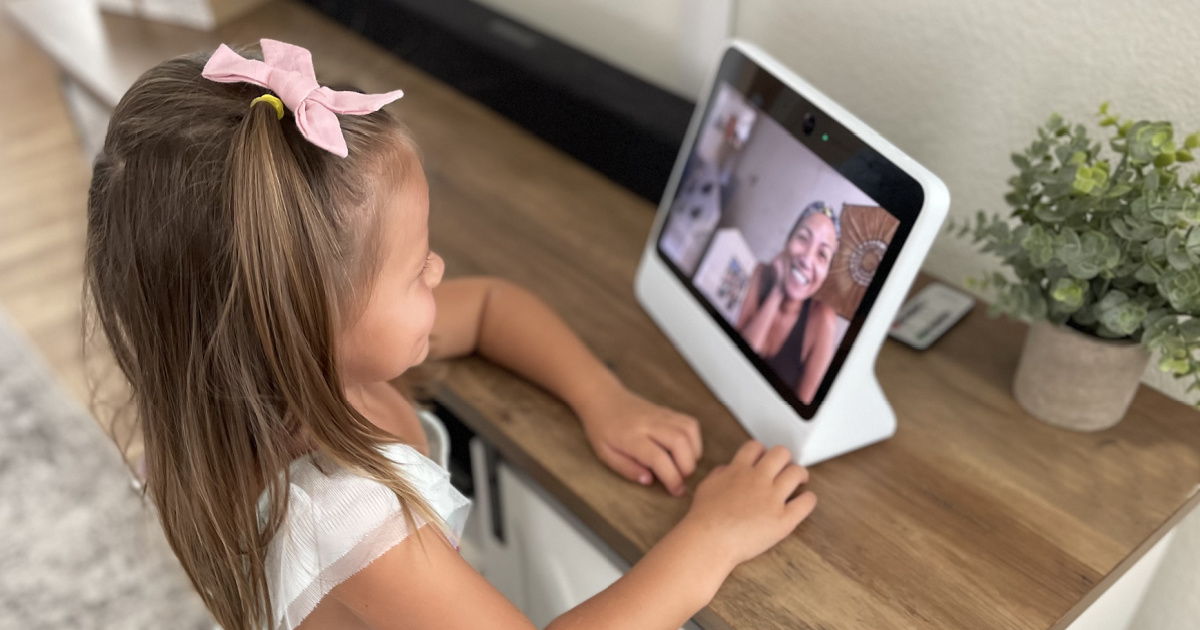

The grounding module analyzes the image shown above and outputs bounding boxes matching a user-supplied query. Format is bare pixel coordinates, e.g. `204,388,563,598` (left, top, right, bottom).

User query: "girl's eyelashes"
418,253,433,276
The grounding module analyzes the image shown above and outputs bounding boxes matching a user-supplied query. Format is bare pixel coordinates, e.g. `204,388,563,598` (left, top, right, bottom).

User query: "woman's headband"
797,200,841,239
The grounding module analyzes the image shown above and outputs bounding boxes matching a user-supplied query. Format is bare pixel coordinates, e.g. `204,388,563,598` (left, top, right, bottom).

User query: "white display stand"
635,41,949,466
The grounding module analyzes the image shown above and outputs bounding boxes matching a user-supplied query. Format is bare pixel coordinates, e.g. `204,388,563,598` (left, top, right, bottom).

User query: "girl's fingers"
631,440,686,496
651,429,697,478
757,445,793,477
732,440,766,467
600,444,654,486
677,415,703,459
774,463,809,498
785,491,818,525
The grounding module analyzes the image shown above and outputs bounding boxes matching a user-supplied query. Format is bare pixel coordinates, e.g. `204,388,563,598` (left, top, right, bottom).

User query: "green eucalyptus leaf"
1096,290,1146,337
1101,240,1122,269
1187,227,1200,256
1166,229,1182,250
1146,169,1162,192
1073,176,1096,194
1169,251,1192,270
1055,228,1081,261
1106,183,1133,198
1180,193,1200,223
1110,217,1135,240
1128,122,1174,163
1135,264,1159,284
1051,277,1088,311
1146,237,1167,262
1026,283,1049,319
1068,259,1103,280
1161,353,1192,375
1179,317,1200,340
956,107,1200,379
1158,267,1200,314
1131,197,1151,218
1144,310,1173,334
1036,169,1060,185
1072,307,1099,327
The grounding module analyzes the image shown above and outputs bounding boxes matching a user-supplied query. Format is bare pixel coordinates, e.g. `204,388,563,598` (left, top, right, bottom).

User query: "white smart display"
635,42,950,465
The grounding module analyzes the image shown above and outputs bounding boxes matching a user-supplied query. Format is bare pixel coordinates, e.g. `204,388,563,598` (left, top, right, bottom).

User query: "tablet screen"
656,48,923,418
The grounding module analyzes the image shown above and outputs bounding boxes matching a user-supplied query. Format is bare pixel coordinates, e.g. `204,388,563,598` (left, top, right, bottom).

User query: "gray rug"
0,310,213,629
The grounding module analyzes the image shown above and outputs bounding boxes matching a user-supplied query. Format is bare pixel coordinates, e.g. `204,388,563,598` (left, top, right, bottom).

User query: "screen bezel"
654,46,926,420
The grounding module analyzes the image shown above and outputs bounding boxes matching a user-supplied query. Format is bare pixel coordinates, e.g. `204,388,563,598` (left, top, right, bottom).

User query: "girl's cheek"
422,289,438,334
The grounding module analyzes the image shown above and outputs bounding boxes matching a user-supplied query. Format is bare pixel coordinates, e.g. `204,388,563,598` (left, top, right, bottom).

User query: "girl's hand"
576,387,702,497
680,441,816,570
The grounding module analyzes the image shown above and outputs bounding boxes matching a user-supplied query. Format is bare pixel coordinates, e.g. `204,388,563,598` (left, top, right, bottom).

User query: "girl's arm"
331,512,729,630
427,277,701,495
332,442,817,630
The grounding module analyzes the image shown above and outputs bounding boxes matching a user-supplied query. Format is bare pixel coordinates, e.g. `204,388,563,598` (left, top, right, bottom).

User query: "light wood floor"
0,5,108,418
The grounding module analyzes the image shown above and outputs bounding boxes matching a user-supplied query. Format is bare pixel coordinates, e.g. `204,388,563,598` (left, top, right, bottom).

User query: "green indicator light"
821,133,829,141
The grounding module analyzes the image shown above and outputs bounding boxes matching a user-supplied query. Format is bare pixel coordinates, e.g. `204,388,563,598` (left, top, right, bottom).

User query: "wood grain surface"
9,1,1200,628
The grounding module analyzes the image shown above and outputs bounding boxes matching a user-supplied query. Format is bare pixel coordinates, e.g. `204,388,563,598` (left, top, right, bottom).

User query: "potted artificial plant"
955,104,1200,431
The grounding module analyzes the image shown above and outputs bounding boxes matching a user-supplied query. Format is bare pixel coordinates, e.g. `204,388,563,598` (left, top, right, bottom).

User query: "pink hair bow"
201,39,403,158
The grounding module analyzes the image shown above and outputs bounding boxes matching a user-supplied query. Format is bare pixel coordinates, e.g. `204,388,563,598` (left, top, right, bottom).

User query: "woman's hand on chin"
576,386,702,497
771,254,789,295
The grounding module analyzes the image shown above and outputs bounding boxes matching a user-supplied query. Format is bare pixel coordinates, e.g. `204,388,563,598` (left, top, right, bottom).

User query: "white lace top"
258,442,471,630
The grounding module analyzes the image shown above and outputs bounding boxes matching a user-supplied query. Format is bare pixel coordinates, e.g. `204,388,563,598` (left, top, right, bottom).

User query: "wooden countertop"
11,1,1200,628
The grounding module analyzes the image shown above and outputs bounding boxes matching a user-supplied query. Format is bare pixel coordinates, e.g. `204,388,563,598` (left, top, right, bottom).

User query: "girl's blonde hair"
84,50,441,630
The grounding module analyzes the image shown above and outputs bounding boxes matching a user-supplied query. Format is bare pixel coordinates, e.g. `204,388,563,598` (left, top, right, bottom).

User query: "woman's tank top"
756,265,811,391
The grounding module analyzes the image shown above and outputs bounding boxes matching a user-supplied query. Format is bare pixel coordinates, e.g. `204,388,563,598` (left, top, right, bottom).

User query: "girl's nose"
428,252,446,288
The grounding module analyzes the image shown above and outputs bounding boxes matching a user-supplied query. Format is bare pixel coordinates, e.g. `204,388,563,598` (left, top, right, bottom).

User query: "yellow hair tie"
250,94,285,120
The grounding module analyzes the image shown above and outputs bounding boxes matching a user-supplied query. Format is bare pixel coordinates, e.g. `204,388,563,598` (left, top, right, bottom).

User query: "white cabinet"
460,438,697,630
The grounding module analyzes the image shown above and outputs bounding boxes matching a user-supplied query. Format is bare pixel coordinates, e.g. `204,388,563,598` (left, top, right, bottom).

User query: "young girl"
85,40,817,630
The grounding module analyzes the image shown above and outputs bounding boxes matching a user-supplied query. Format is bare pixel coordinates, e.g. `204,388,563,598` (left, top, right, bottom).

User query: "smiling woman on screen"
737,201,840,404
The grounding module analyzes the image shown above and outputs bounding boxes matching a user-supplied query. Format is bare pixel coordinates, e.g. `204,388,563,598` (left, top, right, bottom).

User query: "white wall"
472,0,732,98
471,0,688,96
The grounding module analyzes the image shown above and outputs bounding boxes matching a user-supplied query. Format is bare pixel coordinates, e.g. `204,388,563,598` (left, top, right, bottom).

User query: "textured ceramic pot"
1012,320,1151,431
